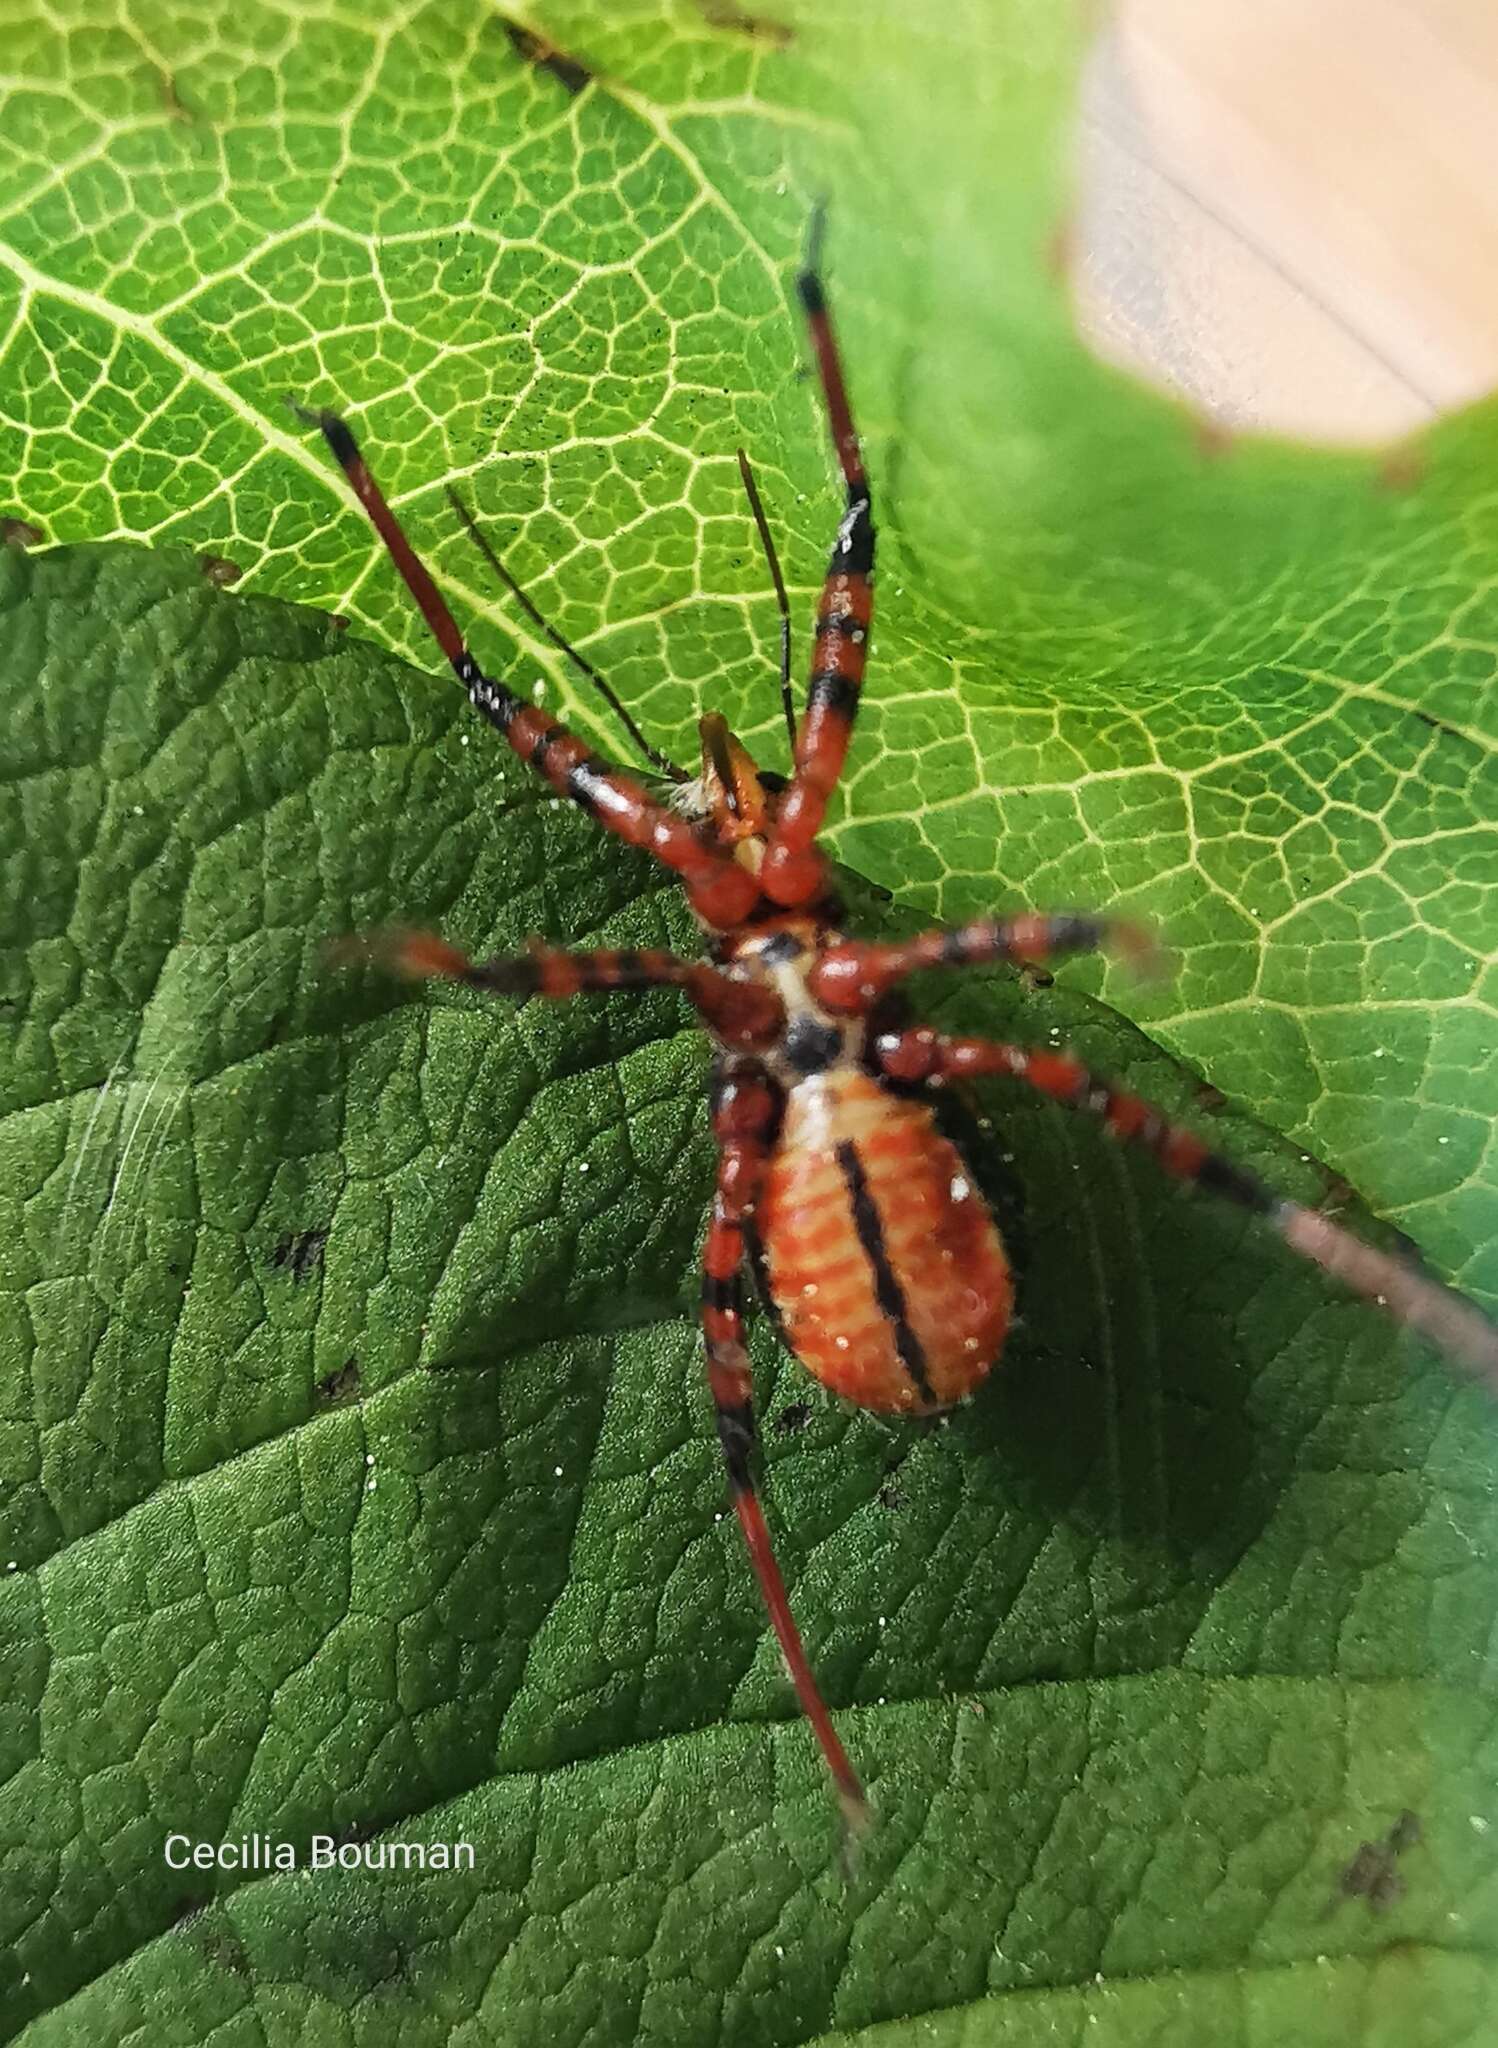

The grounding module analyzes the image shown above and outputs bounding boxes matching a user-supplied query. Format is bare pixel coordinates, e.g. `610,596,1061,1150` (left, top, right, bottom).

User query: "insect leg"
872,1024,1498,1390
339,931,785,1049
760,213,875,909
294,406,758,929
445,484,686,781
811,912,1161,1011
734,447,796,756
705,1058,871,1844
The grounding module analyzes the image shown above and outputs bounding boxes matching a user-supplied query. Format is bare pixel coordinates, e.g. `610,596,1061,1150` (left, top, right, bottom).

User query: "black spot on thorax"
756,930,800,967
782,1013,842,1075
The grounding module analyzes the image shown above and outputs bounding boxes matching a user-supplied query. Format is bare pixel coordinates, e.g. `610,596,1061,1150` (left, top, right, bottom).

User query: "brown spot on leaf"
199,553,244,587
315,1357,362,1405
1387,1809,1422,1853
1328,1809,1422,1917
272,1227,328,1280
1412,706,1462,742
500,18,594,95
2,518,44,548
156,70,200,123
182,1907,252,1979
696,0,794,43
1192,414,1235,461
1378,445,1425,493
1045,218,1076,284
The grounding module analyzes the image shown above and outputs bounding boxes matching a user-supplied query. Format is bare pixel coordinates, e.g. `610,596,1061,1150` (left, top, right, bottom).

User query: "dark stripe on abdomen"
834,1138,936,1406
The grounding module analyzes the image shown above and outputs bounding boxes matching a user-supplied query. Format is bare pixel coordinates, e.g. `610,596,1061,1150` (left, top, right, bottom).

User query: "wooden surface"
1074,0,1498,442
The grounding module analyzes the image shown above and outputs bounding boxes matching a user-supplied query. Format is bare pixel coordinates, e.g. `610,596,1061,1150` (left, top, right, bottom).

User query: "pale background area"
1073,0,1498,444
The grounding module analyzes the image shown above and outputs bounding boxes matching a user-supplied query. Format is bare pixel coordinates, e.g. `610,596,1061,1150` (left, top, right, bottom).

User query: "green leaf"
2,2,1496,2043
1,0,1492,1298
4,544,1496,2043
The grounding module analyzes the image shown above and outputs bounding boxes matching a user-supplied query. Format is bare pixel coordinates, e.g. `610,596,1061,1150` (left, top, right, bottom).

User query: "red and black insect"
299,221,1498,1849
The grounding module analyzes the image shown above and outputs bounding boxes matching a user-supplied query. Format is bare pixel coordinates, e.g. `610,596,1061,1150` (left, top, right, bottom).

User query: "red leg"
810,912,1161,1013
340,930,784,1050
297,407,758,930
760,221,875,909
873,1024,1498,1389
704,1059,871,1848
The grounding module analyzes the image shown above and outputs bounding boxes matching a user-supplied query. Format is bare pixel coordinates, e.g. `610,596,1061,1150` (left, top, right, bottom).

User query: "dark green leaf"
1,545,1494,2044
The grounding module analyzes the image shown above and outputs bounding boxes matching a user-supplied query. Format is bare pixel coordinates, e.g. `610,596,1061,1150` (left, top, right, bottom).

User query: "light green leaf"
1,0,1492,1294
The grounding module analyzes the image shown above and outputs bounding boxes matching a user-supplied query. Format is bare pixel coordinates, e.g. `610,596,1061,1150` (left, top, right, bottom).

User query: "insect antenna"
445,485,687,782
735,446,796,757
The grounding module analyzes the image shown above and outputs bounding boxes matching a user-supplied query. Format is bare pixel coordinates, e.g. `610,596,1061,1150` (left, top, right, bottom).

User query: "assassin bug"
298,219,1498,1849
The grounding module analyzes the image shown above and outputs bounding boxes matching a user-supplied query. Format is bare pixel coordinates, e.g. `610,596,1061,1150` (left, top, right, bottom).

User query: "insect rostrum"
301,223,1498,1855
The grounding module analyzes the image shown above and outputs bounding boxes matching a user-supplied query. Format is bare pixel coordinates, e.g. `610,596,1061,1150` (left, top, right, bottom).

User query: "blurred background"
1075,0,1498,442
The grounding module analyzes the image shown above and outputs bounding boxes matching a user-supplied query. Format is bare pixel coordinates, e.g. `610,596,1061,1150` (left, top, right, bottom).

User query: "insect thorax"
724,927,866,1086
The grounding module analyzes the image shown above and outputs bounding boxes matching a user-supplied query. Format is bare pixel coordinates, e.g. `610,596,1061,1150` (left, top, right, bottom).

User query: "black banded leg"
761,216,876,909
873,1024,1498,1391
335,931,785,1049
295,406,760,929
811,912,1161,1012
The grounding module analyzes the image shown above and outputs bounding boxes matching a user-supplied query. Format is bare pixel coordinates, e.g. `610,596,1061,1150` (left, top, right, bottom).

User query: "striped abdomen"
756,1070,1013,1414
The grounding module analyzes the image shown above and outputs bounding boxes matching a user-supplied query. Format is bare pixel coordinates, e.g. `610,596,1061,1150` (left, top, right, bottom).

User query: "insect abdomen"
757,1070,1013,1413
